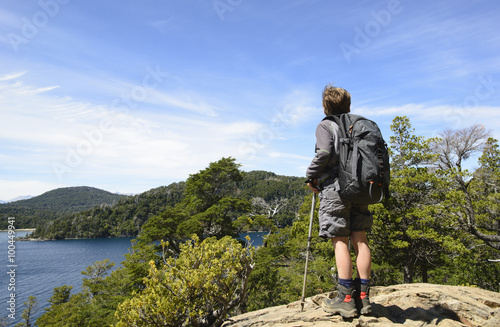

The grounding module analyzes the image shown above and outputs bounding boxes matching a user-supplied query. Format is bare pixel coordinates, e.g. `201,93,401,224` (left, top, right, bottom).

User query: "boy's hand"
306,179,320,194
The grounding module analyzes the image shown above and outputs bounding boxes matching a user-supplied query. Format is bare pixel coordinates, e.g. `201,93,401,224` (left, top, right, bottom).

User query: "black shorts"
318,187,373,238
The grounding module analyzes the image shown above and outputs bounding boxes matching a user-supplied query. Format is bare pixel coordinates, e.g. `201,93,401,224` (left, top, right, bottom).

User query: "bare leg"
322,236,358,317
331,236,353,280
350,231,371,280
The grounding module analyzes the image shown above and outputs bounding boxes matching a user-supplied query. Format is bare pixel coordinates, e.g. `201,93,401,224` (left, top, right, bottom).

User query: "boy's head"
322,85,351,115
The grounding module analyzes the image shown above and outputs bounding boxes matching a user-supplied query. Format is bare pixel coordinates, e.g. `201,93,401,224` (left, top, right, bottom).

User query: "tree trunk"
404,255,414,283
421,264,428,283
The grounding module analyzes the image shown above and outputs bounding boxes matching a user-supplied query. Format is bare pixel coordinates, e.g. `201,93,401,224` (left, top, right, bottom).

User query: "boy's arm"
306,120,336,181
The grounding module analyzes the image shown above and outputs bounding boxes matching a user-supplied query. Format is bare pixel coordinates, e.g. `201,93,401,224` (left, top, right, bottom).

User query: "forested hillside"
30,183,186,239
29,171,308,239
0,186,124,229
239,170,308,227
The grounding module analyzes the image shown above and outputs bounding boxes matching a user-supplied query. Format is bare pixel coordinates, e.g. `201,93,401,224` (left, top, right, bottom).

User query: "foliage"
247,194,335,311
239,171,309,228
15,295,39,327
36,286,88,326
126,158,251,281
183,157,244,212
115,235,254,327
428,132,500,290
37,261,133,326
366,117,499,289
179,196,250,240
368,116,458,284
435,129,500,250
474,138,500,245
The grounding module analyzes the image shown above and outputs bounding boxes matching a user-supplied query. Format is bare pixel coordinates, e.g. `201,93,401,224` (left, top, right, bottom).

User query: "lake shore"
0,228,36,232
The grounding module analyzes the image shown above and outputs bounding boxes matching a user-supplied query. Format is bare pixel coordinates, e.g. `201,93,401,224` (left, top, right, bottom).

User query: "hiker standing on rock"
305,85,374,318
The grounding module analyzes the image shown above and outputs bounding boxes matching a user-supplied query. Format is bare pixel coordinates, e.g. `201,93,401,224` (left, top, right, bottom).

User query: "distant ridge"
0,186,126,229
1,186,124,212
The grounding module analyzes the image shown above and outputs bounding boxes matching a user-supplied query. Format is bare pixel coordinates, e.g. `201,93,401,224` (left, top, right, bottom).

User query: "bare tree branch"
435,125,500,250
435,124,491,170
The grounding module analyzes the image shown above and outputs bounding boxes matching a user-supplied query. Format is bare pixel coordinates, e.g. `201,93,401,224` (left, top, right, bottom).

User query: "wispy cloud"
147,16,177,34
0,76,270,194
277,89,319,125
146,89,220,117
339,1,500,82
356,103,500,140
268,152,310,160
0,71,26,81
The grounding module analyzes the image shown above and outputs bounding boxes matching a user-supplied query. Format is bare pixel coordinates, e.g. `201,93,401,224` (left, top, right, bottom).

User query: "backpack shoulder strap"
323,114,349,139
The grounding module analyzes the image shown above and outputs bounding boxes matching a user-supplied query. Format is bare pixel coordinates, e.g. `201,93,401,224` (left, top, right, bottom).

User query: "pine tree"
15,296,38,327
370,116,459,283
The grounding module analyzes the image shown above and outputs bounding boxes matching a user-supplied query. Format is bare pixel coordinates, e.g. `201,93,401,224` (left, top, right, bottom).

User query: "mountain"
1,186,124,212
0,186,125,229
31,183,186,239
0,200,6,204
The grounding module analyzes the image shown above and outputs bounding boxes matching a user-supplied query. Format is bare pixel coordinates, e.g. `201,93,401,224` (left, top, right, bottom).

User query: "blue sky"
1,0,499,200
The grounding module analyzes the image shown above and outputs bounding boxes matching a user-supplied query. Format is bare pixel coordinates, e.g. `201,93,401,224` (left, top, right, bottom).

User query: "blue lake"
0,231,265,325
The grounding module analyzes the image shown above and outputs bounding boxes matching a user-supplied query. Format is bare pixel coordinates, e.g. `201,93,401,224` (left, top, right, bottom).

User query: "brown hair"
322,85,351,115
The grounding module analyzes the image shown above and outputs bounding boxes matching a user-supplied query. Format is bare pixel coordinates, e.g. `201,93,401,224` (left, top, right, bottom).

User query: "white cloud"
0,71,26,81
0,76,271,198
0,180,63,201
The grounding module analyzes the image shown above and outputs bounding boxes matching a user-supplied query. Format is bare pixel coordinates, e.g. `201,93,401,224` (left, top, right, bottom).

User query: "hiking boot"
354,280,372,315
322,284,357,318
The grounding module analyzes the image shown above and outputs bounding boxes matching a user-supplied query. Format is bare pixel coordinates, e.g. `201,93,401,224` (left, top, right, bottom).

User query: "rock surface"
222,284,500,327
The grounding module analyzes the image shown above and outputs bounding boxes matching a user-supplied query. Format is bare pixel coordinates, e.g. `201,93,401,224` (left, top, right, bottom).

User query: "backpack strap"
324,114,357,179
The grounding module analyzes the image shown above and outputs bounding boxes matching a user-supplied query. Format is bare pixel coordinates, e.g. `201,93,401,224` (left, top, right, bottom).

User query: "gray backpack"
325,114,390,204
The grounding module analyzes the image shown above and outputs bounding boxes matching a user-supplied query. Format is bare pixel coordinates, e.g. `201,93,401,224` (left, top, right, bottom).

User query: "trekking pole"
301,192,316,312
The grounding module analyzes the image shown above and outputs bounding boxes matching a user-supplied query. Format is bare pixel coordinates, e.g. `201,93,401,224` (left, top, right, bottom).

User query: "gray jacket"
306,118,340,187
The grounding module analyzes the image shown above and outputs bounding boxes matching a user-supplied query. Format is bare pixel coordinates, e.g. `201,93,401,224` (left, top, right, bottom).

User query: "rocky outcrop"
222,284,500,326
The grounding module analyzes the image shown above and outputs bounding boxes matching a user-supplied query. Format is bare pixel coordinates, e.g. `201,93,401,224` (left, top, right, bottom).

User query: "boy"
306,85,372,318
